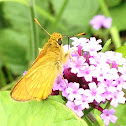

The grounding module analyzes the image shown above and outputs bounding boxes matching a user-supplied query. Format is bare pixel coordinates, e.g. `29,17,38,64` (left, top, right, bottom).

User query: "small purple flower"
90,15,112,30
69,56,86,74
91,66,110,82
100,108,118,126
105,51,125,66
53,75,68,91
23,70,27,75
84,82,105,103
77,64,94,82
118,65,126,79
83,37,102,56
66,101,84,117
110,90,126,107
71,37,88,50
63,44,71,52
65,82,84,101
74,95,90,109
116,75,126,90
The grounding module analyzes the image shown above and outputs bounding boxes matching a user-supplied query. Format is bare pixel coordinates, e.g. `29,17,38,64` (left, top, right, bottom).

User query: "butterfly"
10,19,70,101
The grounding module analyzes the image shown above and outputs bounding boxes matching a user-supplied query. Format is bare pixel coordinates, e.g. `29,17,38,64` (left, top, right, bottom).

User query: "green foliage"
93,103,126,126
109,104,126,126
0,29,28,75
110,2,126,31
116,45,126,57
3,2,30,32
0,91,87,126
51,0,99,34
106,0,121,7
101,39,111,52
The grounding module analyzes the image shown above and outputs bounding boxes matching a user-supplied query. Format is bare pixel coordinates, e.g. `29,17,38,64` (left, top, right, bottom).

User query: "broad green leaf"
50,0,99,34
0,91,87,126
2,2,30,33
110,2,126,31
0,0,66,31
106,0,121,7
116,45,126,58
0,0,27,4
0,29,28,75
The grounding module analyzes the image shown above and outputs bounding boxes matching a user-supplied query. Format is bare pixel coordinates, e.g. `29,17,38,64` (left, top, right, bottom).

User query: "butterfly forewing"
10,32,68,102
11,53,60,101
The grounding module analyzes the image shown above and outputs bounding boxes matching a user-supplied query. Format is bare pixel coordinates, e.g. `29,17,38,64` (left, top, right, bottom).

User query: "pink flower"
90,15,112,30
84,82,105,103
101,108,118,126
77,63,94,82
74,95,90,109
63,44,71,52
83,37,102,56
116,75,126,90
118,65,126,79
65,82,84,101
66,101,84,117
70,56,86,74
105,51,125,66
53,75,68,91
110,91,126,107
71,37,88,50
23,70,27,75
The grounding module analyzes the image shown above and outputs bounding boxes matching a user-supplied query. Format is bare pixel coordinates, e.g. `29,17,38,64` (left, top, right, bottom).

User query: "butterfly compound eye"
57,38,62,45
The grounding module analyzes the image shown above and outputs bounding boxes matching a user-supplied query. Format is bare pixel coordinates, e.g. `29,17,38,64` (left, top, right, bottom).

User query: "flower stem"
83,107,94,116
87,112,97,123
28,0,39,61
83,115,93,126
110,27,121,49
50,0,68,33
36,5,66,31
104,101,110,109
98,0,121,49
5,66,14,82
98,0,110,16
0,68,7,86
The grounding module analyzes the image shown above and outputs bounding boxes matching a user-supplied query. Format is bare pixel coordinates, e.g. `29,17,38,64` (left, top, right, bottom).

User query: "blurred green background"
0,0,126,92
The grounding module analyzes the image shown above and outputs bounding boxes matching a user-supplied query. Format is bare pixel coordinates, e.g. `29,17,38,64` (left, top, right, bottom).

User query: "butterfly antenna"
34,18,51,36
63,32,86,38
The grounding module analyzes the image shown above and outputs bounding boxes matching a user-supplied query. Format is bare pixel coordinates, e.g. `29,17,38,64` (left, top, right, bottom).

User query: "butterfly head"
50,32,63,46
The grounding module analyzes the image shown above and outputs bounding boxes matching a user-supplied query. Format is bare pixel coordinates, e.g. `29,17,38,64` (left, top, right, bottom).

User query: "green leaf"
2,2,30,33
0,0,27,4
0,29,28,75
101,39,111,52
51,0,99,34
0,91,87,126
109,104,126,126
115,45,126,58
106,0,121,7
110,2,126,31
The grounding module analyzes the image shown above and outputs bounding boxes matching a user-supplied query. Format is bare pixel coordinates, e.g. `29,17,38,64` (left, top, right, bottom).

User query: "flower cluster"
90,15,112,30
52,37,126,125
